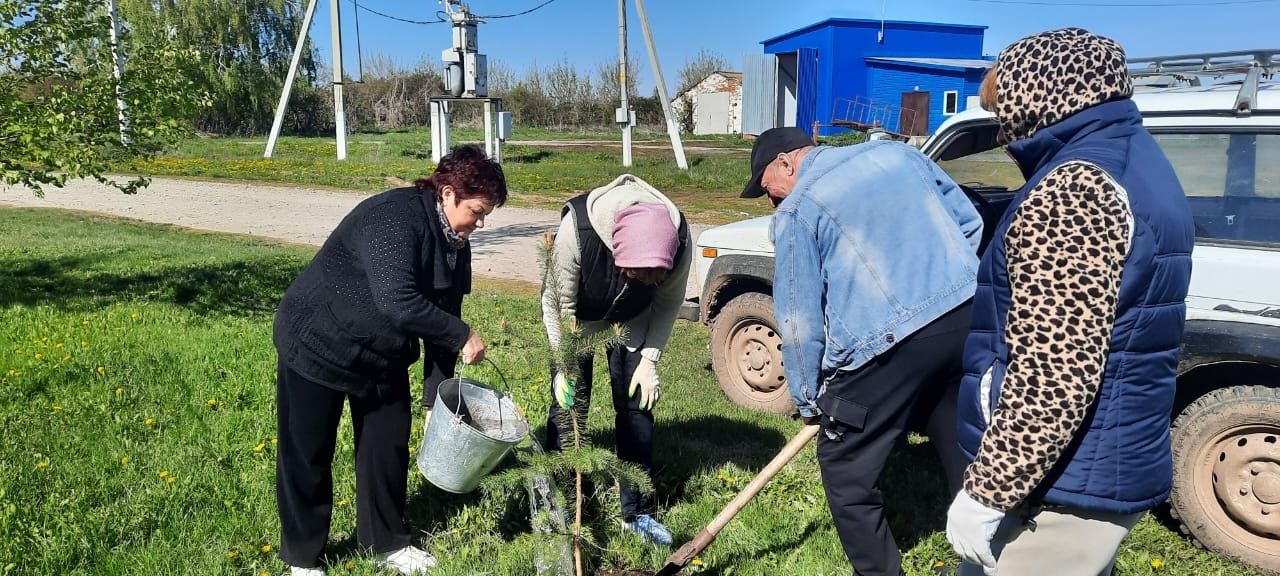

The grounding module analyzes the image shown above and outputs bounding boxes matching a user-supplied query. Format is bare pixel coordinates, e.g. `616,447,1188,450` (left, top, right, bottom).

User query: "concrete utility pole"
106,0,131,146
617,0,632,167
265,0,319,158
329,0,347,160
633,0,687,170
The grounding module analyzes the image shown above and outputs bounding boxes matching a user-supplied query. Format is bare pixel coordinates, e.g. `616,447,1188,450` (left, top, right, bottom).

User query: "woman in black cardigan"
273,146,507,576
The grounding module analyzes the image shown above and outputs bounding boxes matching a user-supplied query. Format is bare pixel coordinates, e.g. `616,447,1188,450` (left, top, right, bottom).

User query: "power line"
351,1,447,25
963,0,1274,5
478,0,558,19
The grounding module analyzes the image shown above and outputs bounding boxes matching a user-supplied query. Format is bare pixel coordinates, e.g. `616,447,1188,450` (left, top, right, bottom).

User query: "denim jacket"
771,141,982,417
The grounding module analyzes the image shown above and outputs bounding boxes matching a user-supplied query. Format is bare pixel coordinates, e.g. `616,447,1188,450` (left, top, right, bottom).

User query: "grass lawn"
113,128,766,225
0,207,1259,576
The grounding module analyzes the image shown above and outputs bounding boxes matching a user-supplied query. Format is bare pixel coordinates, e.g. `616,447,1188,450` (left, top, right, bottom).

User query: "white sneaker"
290,567,325,576
374,545,437,575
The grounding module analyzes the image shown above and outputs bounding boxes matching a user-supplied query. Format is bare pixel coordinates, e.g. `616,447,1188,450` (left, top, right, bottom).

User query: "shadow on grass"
505,149,555,164
881,438,952,551
634,415,787,507
702,519,826,575
0,253,304,318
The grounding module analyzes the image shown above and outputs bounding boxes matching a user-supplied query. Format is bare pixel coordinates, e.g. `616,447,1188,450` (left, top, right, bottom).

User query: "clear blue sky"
306,0,1279,94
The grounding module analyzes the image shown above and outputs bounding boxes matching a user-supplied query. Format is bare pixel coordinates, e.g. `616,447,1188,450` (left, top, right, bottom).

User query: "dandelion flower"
337,498,349,506
691,558,703,567
165,476,176,484
159,470,170,478
96,366,105,376
345,560,355,570
144,417,155,427
260,544,272,554
52,404,62,412
934,561,946,569
121,457,130,465
36,460,49,470
1151,558,1164,570
82,320,89,326
253,443,265,453
35,353,44,361
115,387,123,395
271,437,278,446
226,550,238,559
207,398,218,408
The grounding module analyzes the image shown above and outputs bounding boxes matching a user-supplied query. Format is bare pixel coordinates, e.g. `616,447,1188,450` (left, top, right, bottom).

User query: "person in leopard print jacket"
945,29,1195,576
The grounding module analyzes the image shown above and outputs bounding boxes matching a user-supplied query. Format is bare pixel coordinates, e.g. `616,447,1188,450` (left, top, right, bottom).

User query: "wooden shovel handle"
661,424,820,569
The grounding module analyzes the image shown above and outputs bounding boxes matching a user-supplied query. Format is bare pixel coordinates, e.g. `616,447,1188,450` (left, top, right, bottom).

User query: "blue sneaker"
622,514,673,546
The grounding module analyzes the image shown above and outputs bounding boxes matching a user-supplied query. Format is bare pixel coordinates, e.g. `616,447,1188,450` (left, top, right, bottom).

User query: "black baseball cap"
740,127,814,198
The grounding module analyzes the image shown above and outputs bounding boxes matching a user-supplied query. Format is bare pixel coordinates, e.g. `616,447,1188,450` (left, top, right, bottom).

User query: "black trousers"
542,345,655,521
816,303,971,576
420,346,459,408
276,362,413,568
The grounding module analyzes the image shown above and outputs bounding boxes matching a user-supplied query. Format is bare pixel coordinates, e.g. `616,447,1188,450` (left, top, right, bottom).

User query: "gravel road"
0,177,711,296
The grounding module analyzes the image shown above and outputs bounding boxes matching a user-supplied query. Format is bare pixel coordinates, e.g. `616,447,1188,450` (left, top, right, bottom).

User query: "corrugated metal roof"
864,57,994,71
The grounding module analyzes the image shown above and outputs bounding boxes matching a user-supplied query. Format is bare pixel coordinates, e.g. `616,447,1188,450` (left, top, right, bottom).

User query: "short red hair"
415,145,508,207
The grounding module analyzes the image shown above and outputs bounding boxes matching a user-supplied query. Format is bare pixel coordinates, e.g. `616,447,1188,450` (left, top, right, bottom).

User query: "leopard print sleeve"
964,162,1133,511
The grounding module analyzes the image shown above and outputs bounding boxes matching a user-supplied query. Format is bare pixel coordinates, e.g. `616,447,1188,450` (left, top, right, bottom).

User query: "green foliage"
115,0,314,134
0,0,206,195
818,130,869,147
482,447,652,500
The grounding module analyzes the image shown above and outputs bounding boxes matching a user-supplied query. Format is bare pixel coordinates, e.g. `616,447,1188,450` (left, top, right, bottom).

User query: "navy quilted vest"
957,99,1195,514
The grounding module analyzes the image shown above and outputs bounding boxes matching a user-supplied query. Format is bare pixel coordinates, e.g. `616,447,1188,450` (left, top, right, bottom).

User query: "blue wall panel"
867,64,968,133
796,47,819,137
762,19,986,136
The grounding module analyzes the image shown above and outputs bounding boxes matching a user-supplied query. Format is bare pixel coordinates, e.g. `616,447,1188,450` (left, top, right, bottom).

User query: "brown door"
900,92,930,136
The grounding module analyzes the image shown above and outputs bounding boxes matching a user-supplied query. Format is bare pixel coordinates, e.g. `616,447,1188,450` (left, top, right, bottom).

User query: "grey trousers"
958,505,1144,576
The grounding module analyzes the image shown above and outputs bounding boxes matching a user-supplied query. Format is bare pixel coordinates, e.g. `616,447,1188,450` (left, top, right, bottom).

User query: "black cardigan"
273,186,471,396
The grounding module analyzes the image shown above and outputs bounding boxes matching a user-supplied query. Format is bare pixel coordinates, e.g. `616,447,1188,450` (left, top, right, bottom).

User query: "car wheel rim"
1199,424,1280,547
727,319,785,396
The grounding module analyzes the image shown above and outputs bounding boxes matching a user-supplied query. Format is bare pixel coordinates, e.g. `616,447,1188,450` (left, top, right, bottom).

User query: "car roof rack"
1127,49,1278,116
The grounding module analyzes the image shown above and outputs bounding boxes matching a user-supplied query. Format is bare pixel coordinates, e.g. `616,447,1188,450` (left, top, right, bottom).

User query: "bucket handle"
453,356,513,430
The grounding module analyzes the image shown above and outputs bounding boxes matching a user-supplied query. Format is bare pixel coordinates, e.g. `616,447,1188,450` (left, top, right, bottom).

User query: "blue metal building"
743,18,991,137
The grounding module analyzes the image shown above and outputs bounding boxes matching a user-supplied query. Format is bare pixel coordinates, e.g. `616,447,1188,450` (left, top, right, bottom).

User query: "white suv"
692,53,1280,572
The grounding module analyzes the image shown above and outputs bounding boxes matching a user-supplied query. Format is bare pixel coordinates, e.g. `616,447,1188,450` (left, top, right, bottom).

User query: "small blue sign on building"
744,18,992,138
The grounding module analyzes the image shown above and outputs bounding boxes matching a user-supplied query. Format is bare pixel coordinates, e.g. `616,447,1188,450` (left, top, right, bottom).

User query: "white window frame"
943,90,960,116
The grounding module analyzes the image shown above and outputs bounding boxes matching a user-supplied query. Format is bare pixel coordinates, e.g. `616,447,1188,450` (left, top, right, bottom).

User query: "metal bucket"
417,363,530,494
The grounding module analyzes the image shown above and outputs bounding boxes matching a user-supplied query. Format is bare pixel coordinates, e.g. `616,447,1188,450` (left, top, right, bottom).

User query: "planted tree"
481,232,652,576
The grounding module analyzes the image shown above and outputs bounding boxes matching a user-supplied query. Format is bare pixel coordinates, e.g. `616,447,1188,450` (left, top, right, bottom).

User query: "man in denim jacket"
742,127,982,576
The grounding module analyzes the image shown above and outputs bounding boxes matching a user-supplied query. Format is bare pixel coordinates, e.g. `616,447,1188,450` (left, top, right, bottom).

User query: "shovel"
656,424,820,576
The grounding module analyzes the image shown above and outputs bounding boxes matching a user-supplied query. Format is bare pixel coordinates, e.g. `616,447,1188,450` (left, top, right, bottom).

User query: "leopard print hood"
992,28,1133,142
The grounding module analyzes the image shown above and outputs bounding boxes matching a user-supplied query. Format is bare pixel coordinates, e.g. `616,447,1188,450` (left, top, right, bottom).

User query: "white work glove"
946,490,1007,575
628,356,661,411
552,371,575,410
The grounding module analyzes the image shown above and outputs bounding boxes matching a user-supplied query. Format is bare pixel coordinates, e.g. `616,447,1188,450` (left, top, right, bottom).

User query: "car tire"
1169,384,1280,575
709,293,795,414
